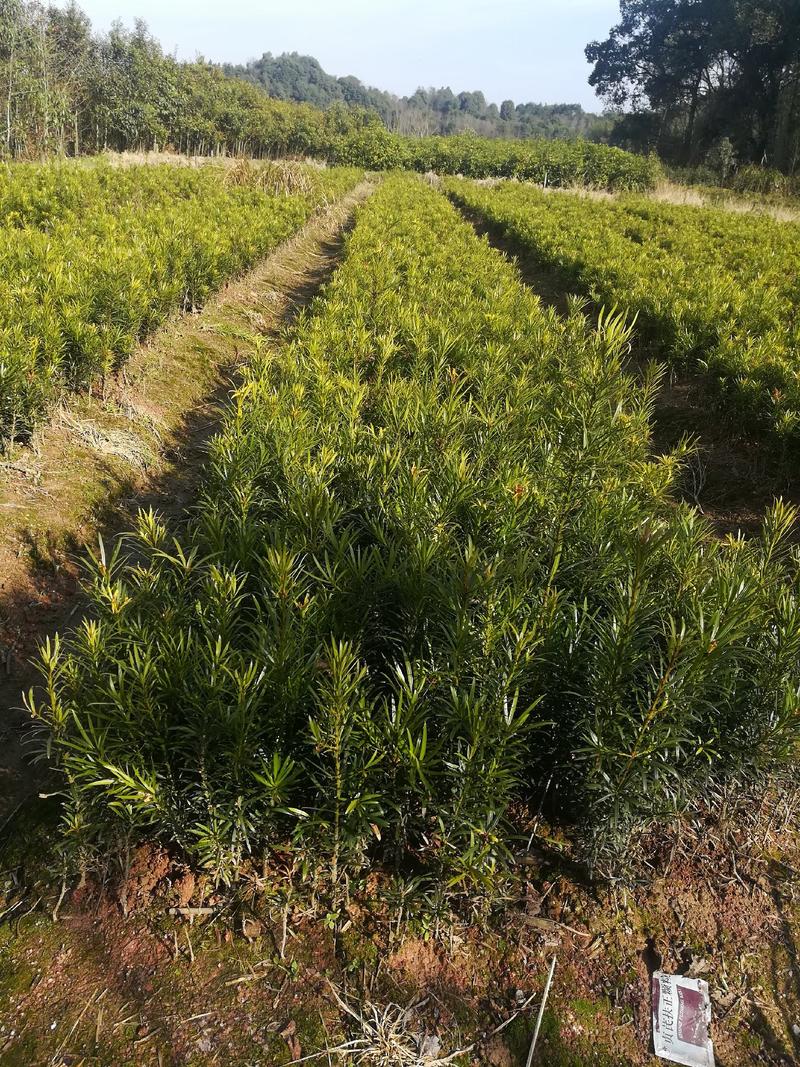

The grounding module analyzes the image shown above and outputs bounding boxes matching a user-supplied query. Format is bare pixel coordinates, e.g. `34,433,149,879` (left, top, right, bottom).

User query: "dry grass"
98,150,215,168
473,174,799,221
58,412,155,469
320,980,538,1065
224,158,314,196
100,151,330,173
322,987,451,1065
650,179,800,222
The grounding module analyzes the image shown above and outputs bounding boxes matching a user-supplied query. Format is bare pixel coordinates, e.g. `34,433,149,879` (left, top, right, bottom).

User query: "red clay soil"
3,796,800,1066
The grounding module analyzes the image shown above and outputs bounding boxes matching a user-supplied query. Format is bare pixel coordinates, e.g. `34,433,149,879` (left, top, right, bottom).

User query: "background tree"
0,0,616,161
225,52,608,141
587,0,800,172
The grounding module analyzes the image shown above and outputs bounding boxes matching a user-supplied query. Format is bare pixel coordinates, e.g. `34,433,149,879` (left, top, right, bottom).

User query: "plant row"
29,176,800,898
0,136,658,214
326,131,660,190
448,179,800,442
0,162,361,446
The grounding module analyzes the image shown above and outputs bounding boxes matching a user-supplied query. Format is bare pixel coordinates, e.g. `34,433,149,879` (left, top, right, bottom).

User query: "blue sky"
75,0,621,112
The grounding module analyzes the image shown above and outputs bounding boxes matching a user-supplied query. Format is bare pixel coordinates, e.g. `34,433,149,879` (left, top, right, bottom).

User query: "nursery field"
28,175,800,879
448,178,800,444
4,170,800,1064
0,160,361,446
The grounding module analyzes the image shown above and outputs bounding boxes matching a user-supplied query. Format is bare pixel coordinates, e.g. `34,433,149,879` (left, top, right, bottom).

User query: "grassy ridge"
29,176,800,894
0,162,361,447
447,178,800,443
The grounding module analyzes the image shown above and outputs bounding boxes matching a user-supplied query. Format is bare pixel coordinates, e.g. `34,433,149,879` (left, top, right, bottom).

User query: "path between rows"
0,180,375,815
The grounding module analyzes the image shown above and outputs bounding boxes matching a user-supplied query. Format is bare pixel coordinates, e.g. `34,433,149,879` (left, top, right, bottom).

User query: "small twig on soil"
113,1014,138,1031
273,974,289,1009
281,898,290,958
52,879,69,921
133,1026,162,1046
290,1041,358,1064
322,1019,334,1067
0,899,23,924
51,987,106,1063
0,801,25,841
168,906,216,918
490,992,537,1037
526,955,557,1067
14,895,42,936
224,970,276,990
523,915,590,938
325,978,363,1024
717,992,749,1021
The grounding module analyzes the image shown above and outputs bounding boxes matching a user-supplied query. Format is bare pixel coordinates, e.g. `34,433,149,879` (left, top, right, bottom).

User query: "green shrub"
28,177,800,894
447,177,800,443
394,135,660,190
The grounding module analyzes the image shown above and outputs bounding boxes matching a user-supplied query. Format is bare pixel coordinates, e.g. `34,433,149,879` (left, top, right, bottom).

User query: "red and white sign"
652,971,715,1067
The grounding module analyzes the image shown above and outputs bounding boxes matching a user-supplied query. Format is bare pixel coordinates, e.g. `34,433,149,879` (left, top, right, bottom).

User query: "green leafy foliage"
0,160,360,445
448,178,800,442
399,135,660,189
29,177,800,893
323,129,659,189
586,0,800,174
225,52,612,142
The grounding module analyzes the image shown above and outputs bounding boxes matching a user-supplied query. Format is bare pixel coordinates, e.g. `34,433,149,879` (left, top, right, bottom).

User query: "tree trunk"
682,82,700,163
772,66,800,173
39,21,49,154
6,39,14,156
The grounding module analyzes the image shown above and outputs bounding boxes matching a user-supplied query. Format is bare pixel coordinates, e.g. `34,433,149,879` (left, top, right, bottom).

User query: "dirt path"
453,196,800,537
0,180,374,816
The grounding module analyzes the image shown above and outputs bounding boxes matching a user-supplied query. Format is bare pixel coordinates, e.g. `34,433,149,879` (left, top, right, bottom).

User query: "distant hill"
224,53,611,141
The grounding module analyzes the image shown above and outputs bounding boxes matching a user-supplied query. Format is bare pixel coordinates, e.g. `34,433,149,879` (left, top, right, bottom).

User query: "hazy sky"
74,0,620,112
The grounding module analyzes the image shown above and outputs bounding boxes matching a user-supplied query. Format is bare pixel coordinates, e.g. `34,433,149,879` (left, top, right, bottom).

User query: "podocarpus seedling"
0,160,361,448
447,177,800,445
28,176,800,902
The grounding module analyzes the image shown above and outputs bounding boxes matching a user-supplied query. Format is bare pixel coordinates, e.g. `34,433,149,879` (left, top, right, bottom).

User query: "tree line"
0,0,608,161
3,0,796,177
0,1,380,159
224,52,612,141
587,0,800,174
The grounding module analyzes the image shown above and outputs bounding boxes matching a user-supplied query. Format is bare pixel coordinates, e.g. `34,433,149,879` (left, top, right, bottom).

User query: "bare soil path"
0,180,374,816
